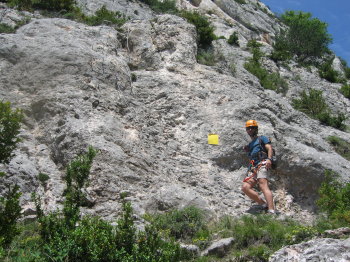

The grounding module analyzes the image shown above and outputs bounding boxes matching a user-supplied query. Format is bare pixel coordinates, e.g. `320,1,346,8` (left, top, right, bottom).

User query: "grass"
327,136,350,161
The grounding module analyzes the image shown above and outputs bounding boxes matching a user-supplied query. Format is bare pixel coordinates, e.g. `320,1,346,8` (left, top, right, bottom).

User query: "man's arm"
265,143,273,169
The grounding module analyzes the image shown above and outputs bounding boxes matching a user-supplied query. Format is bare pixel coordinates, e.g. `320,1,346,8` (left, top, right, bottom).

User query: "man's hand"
265,159,272,169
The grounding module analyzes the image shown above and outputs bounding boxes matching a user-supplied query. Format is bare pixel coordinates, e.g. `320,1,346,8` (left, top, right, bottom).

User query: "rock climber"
241,120,275,214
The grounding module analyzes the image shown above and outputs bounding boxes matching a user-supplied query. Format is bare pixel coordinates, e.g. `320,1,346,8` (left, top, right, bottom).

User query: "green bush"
32,0,76,12
180,11,217,49
30,148,182,261
197,49,216,66
292,89,327,116
292,89,346,130
0,185,22,249
83,6,127,27
244,43,288,94
340,83,350,99
149,206,206,241
317,170,350,225
0,101,23,164
318,58,341,83
234,0,246,4
6,0,76,11
273,11,332,63
327,136,350,161
345,67,350,79
38,173,50,185
317,111,346,130
227,32,239,46
139,0,177,14
0,23,16,33
214,215,316,261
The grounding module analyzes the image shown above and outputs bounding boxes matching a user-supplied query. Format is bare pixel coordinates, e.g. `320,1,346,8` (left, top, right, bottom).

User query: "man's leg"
242,179,266,205
258,178,274,211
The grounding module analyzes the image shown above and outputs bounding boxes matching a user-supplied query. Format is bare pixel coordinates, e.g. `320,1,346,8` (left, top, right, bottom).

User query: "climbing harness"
242,160,266,182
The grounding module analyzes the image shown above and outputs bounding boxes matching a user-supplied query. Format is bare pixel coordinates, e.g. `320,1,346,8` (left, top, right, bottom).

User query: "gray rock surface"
0,0,349,227
269,238,350,262
201,237,235,257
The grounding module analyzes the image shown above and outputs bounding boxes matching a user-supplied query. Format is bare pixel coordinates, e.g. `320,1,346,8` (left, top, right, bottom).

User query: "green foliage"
318,58,341,83
285,225,317,245
292,89,346,130
32,0,76,12
197,49,216,66
233,0,246,4
0,101,23,164
37,173,49,185
28,147,182,261
340,83,350,99
180,11,217,49
273,11,332,63
214,215,316,261
149,206,206,241
227,32,239,46
244,43,288,94
0,23,16,33
7,0,76,11
344,67,350,79
327,136,350,161
0,185,22,249
317,111,346,130
317,170,350,225
82,6,127,27
139,0,177,14
63,146,97,228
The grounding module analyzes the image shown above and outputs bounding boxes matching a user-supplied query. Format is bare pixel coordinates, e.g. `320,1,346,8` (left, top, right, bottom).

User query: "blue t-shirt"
247,136,270,164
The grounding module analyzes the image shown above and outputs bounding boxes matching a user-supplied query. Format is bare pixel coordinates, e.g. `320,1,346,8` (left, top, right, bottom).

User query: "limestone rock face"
269,238,350,262
0,0,349,224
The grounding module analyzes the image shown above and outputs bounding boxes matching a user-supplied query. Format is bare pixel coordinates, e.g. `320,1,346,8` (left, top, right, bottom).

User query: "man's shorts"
256,165,270,180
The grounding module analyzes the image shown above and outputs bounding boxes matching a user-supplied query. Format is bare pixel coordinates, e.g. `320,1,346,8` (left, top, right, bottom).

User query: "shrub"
32,0,76,12
317,111,346,130
197,49,216,66
83,6,127,27
139,0,177,14
318,58,341,83
0,23,16,33
234,0,246,4
327,136,350,161
273,11,332,63
7,0,76,11
180,11,217,49
149,206,206,241
227,32,239,46
31,148,182,261
214,215,316,261
244,43,288,94
38,172,50,186
0,101,23,164
345,67,350,79
317,170,350,225
0,185,22,249
292,89,346,130
340,83,350,99
292,89,327,116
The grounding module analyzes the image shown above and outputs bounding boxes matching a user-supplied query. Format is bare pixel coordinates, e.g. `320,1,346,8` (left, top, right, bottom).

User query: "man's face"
246,126,257,137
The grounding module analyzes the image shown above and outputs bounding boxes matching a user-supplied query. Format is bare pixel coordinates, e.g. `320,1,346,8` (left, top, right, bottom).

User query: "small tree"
273,11,332,63
0,101,23,252
180,11,217,49
227,32,239,46
0,101,23,164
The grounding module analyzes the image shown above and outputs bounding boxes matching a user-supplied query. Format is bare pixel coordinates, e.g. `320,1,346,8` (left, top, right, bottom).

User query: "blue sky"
260,0,350,66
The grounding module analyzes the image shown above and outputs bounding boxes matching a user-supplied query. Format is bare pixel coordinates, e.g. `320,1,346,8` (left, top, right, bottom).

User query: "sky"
260,0,350,66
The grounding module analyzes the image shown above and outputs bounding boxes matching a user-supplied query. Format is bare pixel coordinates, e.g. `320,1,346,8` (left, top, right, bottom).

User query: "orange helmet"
245,120,258,128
